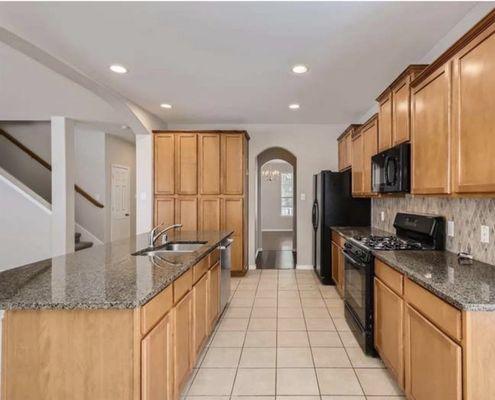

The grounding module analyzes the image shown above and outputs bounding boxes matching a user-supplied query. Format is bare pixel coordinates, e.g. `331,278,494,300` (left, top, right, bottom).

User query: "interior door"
111,164,131,241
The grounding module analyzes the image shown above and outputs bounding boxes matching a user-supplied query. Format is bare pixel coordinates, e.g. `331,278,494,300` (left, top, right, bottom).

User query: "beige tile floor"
185,269,404,400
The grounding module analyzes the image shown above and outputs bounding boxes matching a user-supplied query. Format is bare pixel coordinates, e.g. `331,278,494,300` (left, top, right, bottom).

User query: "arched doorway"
256,147,297,269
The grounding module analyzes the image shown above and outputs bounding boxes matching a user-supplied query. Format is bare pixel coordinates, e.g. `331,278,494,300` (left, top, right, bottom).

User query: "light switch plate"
447,221,455,237
380,211,385,222
481,225,490,243
300,193,306,201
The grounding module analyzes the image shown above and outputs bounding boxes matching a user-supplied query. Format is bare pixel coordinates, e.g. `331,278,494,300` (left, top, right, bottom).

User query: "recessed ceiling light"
109,64,127,74
160,103,172,109
292,64,308,74
121,125,128,129
289,104,300,110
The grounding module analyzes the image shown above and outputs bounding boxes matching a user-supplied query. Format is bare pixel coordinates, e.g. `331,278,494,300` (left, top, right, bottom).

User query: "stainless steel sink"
132,241,207,256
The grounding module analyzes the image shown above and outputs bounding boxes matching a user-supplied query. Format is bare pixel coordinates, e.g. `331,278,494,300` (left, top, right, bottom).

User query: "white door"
111,164,131,241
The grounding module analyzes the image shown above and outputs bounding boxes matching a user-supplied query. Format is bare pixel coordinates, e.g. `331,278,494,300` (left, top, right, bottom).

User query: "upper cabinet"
221,134,245,195
411,64,451,195
377,65,427,153
452,21,495,194
337,124,360,171
198,133,221,195
154,134,175,195
351,116,378,197
351,130,364,196
175,133,198,195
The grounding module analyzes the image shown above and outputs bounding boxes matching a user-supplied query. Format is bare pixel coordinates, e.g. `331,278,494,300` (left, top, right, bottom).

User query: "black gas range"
343,213,445,355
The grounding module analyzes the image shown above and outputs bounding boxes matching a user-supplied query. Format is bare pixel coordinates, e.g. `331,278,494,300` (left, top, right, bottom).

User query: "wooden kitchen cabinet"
331,241,344,297
221,197,244,272
175,133,198,195
361,115,378,196
155,197,175,226
452,22,495,194
175,197,197,231
141,312,174,400
374,278,404,388
174,290,194,397
405,304,462,400
208,262,220,331
193,272,209,357
155,133,175,195
221,133,245,195
198,197,221,231
337,125,359,171
377,91,393,152
338,135,347,171
351,131,364,196
198,133,221,194
411,63,451,194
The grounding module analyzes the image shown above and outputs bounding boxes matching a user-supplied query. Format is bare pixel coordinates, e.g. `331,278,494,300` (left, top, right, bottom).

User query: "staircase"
75,232,93,252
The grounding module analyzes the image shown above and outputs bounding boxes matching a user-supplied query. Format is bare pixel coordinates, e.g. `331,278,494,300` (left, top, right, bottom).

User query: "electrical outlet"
300,193,306,201
481,225,490,243
447,220,455,237
380,211,385,222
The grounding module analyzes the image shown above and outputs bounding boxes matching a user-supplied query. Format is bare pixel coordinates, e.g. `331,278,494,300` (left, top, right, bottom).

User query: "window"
280,172,293,216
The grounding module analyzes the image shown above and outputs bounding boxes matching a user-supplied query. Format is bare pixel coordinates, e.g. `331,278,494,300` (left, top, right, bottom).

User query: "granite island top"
332,226,495,312
0,230,233,310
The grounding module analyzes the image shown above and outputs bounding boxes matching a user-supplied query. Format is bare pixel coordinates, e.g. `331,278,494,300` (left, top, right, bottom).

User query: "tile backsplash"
372,195,495,265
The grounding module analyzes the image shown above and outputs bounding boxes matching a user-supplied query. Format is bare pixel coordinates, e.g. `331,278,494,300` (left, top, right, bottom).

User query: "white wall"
168,123,345,267
105,134,137,242
261,161,293,231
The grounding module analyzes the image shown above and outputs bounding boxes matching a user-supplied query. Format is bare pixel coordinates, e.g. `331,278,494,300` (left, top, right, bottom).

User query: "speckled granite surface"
0,230,232,310
332,226,495,311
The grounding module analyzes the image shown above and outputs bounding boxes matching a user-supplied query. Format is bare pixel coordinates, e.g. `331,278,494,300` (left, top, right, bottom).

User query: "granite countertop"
332,226,495,311
0,230,233,310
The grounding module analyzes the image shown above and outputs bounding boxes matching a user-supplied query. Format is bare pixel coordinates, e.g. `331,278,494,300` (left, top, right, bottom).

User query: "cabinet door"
351,134,364,196
175,133,198,195
193,273,209,357
174,291,193,397
221,197,244,272
141,313,174,400
452,24,495,193
198,197,221,231
405,305,462,400
362,119,378,195
392,77,411,146
411,65,451,194
155,134,175,195
208,262,220,331
221,134,244,195
345,134,353,169
331,242,340,287
155,197,175,226
337,249,345,296
374,278,404,388
198,133,221,194
378,93,393,151
175,197,197,231
338,139,346,171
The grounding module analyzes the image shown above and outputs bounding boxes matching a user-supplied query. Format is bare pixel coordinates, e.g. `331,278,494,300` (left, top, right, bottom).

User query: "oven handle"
342,250,368,269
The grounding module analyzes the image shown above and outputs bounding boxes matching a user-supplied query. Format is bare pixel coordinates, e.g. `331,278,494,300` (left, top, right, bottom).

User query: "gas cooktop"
351,234,430,251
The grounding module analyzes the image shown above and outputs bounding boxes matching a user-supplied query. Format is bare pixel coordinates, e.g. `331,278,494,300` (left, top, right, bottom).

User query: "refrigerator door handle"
314,202,319,229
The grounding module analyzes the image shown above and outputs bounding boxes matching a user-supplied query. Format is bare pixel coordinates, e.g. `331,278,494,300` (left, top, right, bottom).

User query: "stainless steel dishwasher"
219,237,233,313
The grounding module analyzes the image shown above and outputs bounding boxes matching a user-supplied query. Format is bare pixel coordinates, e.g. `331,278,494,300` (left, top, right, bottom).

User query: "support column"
51,116,75,256
135,134,153,234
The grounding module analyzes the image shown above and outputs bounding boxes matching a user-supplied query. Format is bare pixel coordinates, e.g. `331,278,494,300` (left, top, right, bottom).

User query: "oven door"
343,250,369,328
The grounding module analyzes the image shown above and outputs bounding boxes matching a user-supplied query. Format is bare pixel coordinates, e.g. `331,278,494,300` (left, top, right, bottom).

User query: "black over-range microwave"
372,142,410,193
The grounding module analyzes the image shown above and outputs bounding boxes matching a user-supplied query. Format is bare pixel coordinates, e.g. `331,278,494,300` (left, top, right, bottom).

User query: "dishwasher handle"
218,238,234,250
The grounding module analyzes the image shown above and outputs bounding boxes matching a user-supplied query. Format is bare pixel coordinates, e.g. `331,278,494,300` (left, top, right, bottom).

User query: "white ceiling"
0,2,478,124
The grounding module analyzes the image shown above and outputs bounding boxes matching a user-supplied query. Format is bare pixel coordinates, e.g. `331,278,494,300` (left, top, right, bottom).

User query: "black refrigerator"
312,170,370,284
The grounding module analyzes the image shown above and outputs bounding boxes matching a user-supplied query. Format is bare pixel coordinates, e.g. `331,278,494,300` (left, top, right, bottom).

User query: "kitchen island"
0,230,233,400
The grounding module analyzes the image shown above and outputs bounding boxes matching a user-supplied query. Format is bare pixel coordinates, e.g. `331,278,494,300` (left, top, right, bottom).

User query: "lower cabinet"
374,278,404,388
141,313,174,400
174,290,194,397
193,272,209,356
405,304,462,400
208,262,220,330
331,241,344,297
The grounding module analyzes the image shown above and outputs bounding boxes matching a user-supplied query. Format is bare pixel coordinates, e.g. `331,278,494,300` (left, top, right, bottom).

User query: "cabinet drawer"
375,259,404,296
404,278,462,342
174,269,193,304
331,231,346,248
193,256,209,284
210,248,220,267
141,285,173,336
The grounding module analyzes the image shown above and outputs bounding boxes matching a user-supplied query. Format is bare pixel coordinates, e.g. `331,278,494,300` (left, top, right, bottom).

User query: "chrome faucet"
149,223,182,247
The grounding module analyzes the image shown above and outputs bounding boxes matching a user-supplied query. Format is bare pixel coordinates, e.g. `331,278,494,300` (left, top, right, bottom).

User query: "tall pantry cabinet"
154,131,249,276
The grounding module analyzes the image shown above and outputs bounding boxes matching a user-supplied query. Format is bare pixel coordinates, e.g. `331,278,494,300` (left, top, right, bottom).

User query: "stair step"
75,232,81,243
75,241,93,252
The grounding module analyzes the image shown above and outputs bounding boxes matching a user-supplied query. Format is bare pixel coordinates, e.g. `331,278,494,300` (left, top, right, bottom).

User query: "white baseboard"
76,223,104,245
249,265,257,270
296,264,314,270
262,229,293,232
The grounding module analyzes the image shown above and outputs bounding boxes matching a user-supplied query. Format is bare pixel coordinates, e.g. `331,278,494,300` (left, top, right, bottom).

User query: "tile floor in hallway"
183,269,405,400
